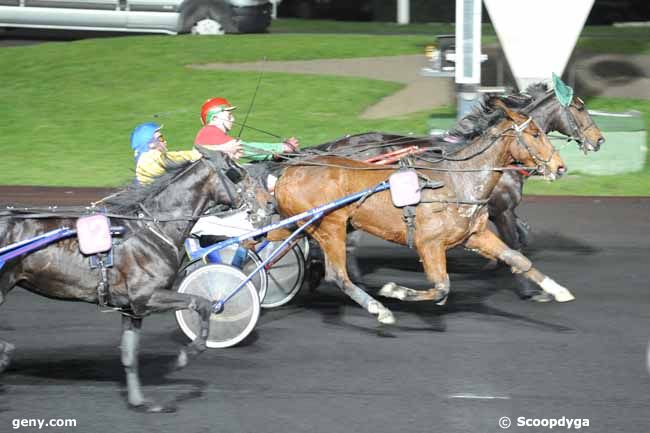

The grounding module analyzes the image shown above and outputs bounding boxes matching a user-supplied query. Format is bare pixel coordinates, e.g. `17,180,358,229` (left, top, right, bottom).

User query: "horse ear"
493,99,526,123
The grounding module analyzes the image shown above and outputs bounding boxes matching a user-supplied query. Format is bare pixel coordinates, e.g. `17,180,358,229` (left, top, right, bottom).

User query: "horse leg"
0,339,15,373
136,289,213,370
493,211,550,302
514,212,532,247
0,283,15,373
493,209,522,250
120,315,170,413
346,230,365,284
379,242,450,305
310,219,395,325
465,230,575,302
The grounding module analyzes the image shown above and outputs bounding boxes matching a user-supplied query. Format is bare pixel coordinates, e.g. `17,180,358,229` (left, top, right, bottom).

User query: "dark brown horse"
309,84,604,301
272,104,570,324
0,149,257,412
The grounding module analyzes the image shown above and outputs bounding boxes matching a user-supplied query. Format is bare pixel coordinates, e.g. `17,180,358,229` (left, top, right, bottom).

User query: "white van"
0,0,272,35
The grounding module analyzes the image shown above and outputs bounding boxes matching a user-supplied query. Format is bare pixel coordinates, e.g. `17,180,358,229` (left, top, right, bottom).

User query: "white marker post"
484,0,595,90
397,0,410,25
455,0,483,118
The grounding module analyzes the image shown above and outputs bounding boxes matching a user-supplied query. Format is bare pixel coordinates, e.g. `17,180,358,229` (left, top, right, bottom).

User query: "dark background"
277,0,650,25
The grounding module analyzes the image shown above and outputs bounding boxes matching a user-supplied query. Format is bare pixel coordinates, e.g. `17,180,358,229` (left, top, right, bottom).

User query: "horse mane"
446,82,553,141
524,82,551,99
104,157,199,214
446,96,507,140
103,147,228,214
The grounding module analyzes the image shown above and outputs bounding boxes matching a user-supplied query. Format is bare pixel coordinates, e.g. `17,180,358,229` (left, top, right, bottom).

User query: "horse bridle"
560,98,600,152
524,90,597,152
509,116,557,172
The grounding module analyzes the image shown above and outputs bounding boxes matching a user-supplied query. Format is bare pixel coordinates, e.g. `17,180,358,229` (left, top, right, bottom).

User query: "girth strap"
93,253,112,307
402,205,417,249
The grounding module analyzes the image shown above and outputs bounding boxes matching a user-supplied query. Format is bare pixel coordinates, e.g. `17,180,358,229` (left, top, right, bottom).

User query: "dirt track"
1,192,649,433
0,186,117,207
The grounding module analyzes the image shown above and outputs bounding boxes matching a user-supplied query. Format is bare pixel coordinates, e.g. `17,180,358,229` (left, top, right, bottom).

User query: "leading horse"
272,103,570,325
0,149,255,412
309,82,604,300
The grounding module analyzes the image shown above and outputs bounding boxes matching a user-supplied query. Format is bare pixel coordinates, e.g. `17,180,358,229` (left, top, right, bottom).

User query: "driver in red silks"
194,97,299,161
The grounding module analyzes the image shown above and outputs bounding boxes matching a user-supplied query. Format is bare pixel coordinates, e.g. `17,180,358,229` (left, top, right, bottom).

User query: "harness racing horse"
0,149,257,412
272,103,571,325
310,82,604,301
484,82,604,251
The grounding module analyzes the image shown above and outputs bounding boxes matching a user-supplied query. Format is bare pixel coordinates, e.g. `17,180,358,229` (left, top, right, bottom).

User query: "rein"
560,103,599,152
286,117,548,174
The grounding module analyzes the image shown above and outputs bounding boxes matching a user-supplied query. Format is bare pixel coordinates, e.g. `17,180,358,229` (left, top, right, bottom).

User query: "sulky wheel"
176,264,260,349
216,245,268,304
255,241,306,309
181,244,268,304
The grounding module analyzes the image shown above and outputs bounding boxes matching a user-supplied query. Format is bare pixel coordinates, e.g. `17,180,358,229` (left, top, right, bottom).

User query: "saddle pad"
76,214,112,255
389,170,421,207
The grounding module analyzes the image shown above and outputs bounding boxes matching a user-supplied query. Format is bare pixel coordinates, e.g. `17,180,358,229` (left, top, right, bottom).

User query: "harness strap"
94,253,111,307
402,205,417,249
138,203,178,253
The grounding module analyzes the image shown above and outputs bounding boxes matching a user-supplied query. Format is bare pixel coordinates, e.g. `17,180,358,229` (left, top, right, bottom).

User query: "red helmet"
200,97,236,125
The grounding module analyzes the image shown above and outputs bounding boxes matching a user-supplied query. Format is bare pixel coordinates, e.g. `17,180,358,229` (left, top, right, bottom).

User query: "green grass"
524,98,650,196
1,30,648,195
272,19,650,54
0,34,432,187
577,25,650,54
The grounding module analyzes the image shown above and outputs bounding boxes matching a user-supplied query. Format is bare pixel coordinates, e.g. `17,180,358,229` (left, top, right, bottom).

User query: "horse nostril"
597,137,605,148
557,165,567,176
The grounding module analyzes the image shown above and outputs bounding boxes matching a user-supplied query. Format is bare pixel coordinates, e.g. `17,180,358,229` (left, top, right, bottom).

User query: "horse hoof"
553,290,575,303
129,401,177,414
435,295,448,306
377,309,396,325
378,282,397,297
540,277,575,302
379,282,413,300
175,349,189,370
367,301,381,314
0,342,15,373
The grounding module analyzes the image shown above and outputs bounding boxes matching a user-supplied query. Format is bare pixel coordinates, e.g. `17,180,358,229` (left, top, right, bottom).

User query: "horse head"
555,96,605,153
195,146,274,227
521,81,605,153
495,101,566,181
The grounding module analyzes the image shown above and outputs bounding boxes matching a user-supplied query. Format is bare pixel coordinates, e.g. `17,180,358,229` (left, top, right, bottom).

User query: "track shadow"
0,384,8,414
353,231,599,277
354,247,494,277
169,326,261,348
4,346,209,409
523,231,600,257
299,263,575,336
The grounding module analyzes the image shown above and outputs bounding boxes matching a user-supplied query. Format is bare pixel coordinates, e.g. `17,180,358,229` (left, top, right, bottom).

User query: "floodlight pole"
455,0,483,119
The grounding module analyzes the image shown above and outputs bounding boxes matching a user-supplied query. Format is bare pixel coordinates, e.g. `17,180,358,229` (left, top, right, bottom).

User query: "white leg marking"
540,277,575,302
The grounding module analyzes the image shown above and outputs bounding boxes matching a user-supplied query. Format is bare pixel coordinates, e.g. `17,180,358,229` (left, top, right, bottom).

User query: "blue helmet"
130,122,161,161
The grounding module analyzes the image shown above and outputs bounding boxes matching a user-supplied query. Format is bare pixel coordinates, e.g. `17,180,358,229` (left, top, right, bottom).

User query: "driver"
130,122,201,185
195,97,299,161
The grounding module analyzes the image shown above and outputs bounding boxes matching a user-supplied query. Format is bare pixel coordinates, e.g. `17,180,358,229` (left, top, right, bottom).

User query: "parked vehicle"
0,0,272,35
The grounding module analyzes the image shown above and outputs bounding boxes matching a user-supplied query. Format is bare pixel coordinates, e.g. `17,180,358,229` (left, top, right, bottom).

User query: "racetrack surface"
0,192,649,433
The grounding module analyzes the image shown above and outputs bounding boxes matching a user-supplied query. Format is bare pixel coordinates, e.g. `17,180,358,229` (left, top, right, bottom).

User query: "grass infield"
0,28,648,195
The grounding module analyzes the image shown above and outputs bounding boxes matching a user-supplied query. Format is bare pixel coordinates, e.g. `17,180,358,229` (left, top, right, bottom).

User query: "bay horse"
272,103,570,325
0,149,256,412
309,83,604,301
